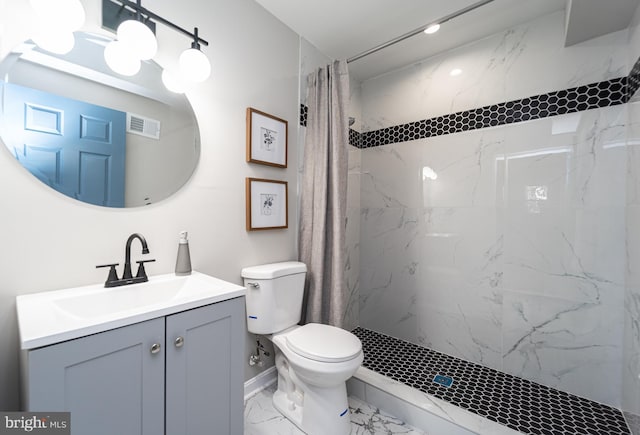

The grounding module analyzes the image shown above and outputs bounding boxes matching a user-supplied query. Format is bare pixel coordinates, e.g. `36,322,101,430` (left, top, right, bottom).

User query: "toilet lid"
285,323,362,363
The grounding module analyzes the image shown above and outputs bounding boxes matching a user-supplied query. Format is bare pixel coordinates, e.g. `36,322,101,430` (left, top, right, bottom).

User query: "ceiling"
254,0,640,81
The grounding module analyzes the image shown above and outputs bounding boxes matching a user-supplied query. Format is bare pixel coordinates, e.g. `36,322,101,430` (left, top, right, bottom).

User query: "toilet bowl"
269,323,363,435
241,262,363,435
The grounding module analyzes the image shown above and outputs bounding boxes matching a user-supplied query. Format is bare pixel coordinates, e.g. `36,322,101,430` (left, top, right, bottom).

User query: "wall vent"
127,113,161,140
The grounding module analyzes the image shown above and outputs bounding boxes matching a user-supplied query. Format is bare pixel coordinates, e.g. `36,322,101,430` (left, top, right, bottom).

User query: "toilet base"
272,382,351,435
266,325,363,435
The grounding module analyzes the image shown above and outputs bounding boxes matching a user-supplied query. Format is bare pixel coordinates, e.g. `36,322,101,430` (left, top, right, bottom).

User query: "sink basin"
17,271,245,350
54,278,185,319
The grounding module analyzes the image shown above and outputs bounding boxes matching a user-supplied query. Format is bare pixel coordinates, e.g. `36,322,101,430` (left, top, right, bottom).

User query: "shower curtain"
298,60,350,328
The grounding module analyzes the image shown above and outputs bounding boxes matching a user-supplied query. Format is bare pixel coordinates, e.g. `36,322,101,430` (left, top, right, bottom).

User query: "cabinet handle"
174,336,184,348
150,343,161,354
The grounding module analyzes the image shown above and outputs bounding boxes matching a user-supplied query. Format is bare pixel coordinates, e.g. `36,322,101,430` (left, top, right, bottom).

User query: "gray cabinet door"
26,318,165,435
165,297,244,435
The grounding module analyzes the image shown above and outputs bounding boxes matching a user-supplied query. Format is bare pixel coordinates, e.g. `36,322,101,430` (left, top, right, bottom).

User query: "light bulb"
424,23,440,34
30,0,85,32
32,28,75,54
104,41,141,76
117,19,158,61
179,48,211,83
161,69,187,94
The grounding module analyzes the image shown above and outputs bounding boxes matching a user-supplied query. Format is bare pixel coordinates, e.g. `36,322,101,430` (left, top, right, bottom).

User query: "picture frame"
246,177,288,231
246,107,288,168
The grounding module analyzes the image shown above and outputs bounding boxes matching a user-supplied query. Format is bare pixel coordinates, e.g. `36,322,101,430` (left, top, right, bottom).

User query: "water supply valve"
248,338,270,367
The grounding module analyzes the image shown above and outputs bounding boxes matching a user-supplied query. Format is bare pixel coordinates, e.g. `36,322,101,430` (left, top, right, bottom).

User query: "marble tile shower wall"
355,10,634,409
345,75,363,331
623,10,640,430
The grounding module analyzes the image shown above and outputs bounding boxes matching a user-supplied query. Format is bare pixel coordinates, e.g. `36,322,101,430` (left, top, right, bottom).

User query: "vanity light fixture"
104,40,141,76
161,69,188,94
102,0,211,87
423,24,440,34
179,28,212,83
116,12,158,61
31,28,77,55
29,0,86,54
30,0,86,33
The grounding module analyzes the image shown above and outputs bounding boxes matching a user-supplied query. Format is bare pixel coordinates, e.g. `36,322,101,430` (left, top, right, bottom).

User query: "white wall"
0,0,300,410
355,10,630,407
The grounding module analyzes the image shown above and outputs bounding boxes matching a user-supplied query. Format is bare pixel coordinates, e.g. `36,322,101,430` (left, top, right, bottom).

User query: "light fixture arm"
191,27,202,50
109,0,209,47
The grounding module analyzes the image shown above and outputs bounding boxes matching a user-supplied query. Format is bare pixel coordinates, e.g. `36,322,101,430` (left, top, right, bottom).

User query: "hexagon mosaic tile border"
358,77,627,148
299,103,308,127
630,56,640,99
300,64,640,149
353,327,631,435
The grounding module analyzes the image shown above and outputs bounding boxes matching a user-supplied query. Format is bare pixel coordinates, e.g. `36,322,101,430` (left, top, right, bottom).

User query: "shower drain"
432,374,454,388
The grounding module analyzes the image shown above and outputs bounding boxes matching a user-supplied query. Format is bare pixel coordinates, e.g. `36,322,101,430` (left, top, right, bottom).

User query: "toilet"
241,261,363,435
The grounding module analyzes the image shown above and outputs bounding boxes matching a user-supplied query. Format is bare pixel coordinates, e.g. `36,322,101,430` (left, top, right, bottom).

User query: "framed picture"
246,107,288,168
246,178,288,231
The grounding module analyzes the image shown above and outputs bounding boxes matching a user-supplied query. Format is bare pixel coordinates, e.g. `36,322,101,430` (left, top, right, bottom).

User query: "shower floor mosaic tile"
353,327,631,435
244,384,427,434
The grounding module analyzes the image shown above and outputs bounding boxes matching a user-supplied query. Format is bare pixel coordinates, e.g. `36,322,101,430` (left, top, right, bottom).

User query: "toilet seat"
284,323,362,363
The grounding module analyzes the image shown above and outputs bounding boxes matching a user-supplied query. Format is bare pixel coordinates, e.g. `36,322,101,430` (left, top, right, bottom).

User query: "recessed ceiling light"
450,68,462,77
424,24,440,34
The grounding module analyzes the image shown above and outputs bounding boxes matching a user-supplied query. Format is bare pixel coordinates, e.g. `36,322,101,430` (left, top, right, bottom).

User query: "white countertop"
16,271,246,350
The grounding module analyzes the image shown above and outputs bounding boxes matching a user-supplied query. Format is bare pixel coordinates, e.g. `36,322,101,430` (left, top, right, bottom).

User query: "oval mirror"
0,31,200,208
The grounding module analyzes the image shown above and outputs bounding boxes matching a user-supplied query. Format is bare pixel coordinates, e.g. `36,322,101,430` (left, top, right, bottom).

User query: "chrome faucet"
96,233,156,287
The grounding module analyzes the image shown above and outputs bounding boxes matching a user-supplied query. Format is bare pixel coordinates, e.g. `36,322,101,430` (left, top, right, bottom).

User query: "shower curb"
348,366,521,435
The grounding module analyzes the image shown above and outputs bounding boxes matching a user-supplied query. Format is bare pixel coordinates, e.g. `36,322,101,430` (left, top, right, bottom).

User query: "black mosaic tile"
300,103,308,127
301,104,363,148
361,77,629,148
349,128,363,148
353,327,631,435
629,56,640,101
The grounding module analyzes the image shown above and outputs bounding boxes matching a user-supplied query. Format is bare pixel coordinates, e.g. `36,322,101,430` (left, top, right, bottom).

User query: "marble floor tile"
244,385,427,435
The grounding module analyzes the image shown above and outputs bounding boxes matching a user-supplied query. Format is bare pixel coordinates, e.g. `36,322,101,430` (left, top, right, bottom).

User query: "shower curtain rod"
346,0,495,64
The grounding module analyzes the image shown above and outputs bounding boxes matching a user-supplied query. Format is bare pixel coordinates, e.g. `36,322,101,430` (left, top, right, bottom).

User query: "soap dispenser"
175,231,192,276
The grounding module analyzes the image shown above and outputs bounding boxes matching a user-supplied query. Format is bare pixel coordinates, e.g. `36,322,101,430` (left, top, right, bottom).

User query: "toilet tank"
241,261,307,335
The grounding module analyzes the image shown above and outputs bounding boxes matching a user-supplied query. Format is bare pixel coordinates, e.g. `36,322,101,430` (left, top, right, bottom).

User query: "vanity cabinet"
23,297,244,435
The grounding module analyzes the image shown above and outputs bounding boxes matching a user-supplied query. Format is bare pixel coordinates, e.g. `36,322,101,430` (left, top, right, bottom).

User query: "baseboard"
244,366,277,401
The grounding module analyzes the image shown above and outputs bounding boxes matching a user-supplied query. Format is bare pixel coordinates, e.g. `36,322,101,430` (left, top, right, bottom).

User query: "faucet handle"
96,263,119,287
135,259,156,281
